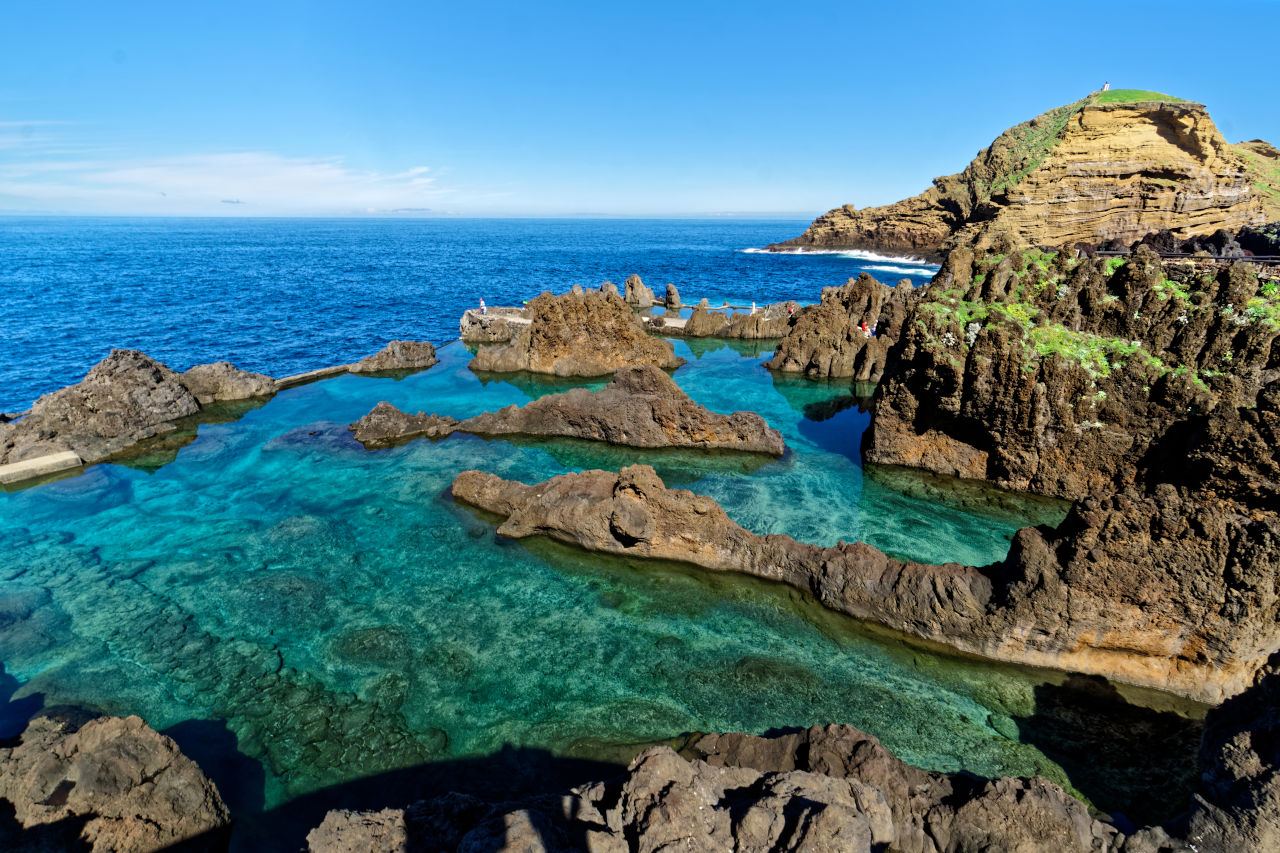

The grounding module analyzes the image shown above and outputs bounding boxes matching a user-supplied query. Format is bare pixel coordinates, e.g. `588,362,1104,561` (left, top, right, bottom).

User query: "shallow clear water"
0,337,1089,839
0,219,1201,848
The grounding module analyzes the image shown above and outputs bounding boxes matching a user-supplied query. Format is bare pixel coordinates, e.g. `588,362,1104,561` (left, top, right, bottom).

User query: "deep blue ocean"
0,218,1197,849
0,217,938,413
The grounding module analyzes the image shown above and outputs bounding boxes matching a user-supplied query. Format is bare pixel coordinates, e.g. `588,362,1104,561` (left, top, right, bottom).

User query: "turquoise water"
2,338,1103,842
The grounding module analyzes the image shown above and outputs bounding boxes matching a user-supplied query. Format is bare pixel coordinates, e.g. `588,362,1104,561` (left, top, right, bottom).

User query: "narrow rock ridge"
469,289,683,376
766,274,916,379
451,464,1271,703
351,364,786,454
0,713,230,852
770,98,1276,259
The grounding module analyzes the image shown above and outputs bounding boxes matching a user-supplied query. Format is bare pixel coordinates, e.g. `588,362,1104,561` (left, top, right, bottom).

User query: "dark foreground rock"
0,713,230,852
350,341,439,375
469,290,683,376
307,722,1201,852
766,273,916,380
0,349,275,469
352,365,785,454
452,464,1272,703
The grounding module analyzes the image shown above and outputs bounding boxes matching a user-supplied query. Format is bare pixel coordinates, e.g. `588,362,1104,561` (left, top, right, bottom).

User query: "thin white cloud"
0,150,451,215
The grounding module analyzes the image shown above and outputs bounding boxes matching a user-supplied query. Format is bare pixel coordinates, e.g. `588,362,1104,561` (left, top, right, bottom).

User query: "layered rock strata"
451,464,1271,702
349,340,439,375
469,290,683,376
0,349,275,468
351,364,785,454
766,273,916,379
0,713,230,852
771,98,1276,259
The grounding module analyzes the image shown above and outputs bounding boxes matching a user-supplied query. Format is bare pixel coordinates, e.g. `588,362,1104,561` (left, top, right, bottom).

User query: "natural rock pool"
0,338,1205,847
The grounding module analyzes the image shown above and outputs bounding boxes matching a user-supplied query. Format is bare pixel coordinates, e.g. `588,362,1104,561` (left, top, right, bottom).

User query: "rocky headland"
351,364,785,454
469,289,684,376
0,712,230,852
770,93,1280,260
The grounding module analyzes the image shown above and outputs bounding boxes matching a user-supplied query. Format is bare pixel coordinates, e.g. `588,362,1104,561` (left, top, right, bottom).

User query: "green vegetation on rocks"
1092,88,1186,105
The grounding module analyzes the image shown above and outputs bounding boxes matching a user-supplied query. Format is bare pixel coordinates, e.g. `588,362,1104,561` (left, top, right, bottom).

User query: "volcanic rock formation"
469,290,683,376
0,349,275,468
351,364,785,454
0,713,230,852
623,273,656,309
451,463,1273,702
766,274,916,379
308,690,1280,853
350,340,439,375
770,95,1278,260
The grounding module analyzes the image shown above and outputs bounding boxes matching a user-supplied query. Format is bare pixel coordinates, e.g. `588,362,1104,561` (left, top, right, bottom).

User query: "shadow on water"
162,720,266,818
0,665,44,746
677,337,778,360
229,746,625,852
863,464,1071,529
1014,675,1205,827
471,370,608,401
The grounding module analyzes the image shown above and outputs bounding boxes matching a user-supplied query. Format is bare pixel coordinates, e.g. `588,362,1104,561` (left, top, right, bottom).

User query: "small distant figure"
860,320,870,338
870,322,878,338
787,304,794,315
751,300,757,315
1102,81,1110,92
479,298,487,315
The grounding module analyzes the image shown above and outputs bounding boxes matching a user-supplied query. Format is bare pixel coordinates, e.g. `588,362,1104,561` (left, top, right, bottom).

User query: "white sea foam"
863,264,937,277
740,247,939,269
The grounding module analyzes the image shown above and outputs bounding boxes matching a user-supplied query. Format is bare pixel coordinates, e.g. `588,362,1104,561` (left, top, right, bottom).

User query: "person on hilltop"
479,298,487,315
1102,80,1110,92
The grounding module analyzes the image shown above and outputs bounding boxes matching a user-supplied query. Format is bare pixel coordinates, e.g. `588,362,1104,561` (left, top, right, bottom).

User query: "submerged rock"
0,713,230,852
451,464,1272,703
0,349,276,469
352,364,785,454
766,273,915,380
349,340,439,375
469,290,683,376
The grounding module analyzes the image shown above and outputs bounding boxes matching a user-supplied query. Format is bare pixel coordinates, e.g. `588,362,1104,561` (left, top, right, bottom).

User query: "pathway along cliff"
770,91,1280,261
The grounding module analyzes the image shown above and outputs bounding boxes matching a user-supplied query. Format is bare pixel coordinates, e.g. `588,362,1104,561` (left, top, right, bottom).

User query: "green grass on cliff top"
1092,89,1186,104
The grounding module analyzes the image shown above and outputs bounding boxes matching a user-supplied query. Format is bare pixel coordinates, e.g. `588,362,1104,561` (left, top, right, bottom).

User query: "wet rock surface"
0,349,276,468
352,365,785,455
350,341,439,375
766,273,916,379
469,290,683,376
0,713,230,852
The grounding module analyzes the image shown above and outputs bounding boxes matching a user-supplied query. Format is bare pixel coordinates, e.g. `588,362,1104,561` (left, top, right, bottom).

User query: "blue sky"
3,0,1277,217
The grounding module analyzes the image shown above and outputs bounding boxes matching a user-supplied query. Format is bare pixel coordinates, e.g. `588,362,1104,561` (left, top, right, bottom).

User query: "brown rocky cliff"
773,98,1273,259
